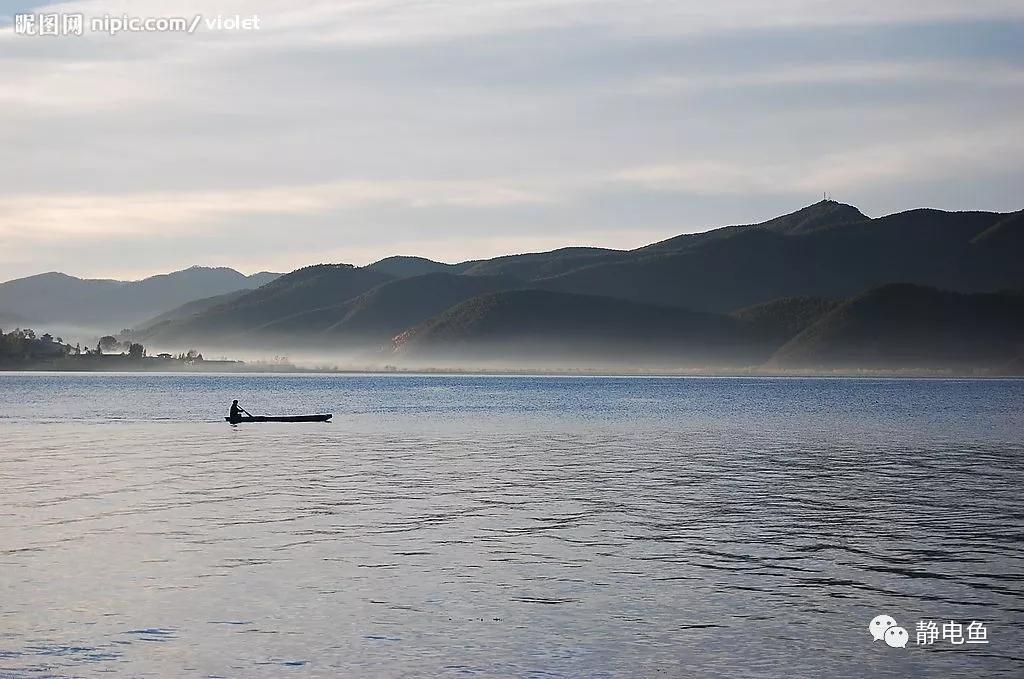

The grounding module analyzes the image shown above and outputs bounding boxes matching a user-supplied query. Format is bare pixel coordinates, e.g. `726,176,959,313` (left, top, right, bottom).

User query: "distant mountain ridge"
639,200,868,252
534,202,1023,312
367,256,454,278
0,266,280,336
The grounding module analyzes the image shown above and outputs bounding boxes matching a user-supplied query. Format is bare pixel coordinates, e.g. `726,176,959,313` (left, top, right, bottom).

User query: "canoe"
225,414,332,424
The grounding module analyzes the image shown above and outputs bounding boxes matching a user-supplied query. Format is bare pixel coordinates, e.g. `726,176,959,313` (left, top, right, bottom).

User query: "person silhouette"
230,400,244,420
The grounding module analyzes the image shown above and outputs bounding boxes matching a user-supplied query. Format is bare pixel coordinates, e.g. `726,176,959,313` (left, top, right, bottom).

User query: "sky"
1,0,1022,281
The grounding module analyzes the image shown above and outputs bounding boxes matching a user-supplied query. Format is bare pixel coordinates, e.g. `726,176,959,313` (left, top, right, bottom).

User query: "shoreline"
1,364,1019,379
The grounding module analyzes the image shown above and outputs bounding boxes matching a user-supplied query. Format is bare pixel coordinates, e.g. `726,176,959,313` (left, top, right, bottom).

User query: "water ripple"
0,374,1022,677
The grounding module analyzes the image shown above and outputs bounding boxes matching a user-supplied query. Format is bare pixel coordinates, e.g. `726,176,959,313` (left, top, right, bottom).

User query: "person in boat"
229,400,245,420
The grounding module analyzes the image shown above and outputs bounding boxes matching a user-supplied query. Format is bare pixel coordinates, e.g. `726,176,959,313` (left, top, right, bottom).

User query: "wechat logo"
869,614,908,648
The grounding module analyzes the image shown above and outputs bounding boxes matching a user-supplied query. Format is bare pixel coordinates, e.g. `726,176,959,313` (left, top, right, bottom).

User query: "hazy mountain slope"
394,289,752,365
247,272,281,286
249,272,525,346
0,266,279,332
731,297,841,348
322,273,523,341
140,264,392,345
0,272,119,332
537,206,1021,312
0,310,31,330
366,256,454,278
771,284,1024,370
130,268,279,302
998,356,1024,376
537,229,801,312
133,289,253,332
970,210,1024,256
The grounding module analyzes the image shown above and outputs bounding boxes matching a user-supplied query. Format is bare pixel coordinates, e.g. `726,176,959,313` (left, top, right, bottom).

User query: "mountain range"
0,267,279,337
4,201,1021,372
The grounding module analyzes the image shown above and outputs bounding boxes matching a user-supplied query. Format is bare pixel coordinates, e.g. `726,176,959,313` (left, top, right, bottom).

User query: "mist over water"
1,374,1022,678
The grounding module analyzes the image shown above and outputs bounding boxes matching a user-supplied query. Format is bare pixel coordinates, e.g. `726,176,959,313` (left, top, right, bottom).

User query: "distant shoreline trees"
0,326,245,371
0,327,70,362
97,335,119,354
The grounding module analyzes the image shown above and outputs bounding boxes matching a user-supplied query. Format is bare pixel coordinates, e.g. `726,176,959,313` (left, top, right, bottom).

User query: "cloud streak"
613,122,1024,196
0,179,554,240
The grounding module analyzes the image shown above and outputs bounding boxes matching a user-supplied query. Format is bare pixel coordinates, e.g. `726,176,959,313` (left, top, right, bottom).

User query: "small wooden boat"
225,414,332,424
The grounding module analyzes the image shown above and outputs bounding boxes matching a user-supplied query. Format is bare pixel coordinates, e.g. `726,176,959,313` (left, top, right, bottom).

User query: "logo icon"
871,614,990,649
869,614,908,648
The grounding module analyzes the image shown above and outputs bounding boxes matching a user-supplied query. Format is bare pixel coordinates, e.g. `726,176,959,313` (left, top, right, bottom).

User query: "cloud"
0,179,553,241
0,1,1021,280
612,123,1024,196
627,61,1024,96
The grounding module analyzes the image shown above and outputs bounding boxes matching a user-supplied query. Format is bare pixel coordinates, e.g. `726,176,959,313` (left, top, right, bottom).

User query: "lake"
1,373,1022,678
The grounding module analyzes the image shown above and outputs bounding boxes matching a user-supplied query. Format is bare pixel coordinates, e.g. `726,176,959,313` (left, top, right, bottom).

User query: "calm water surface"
1,373,1022,678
